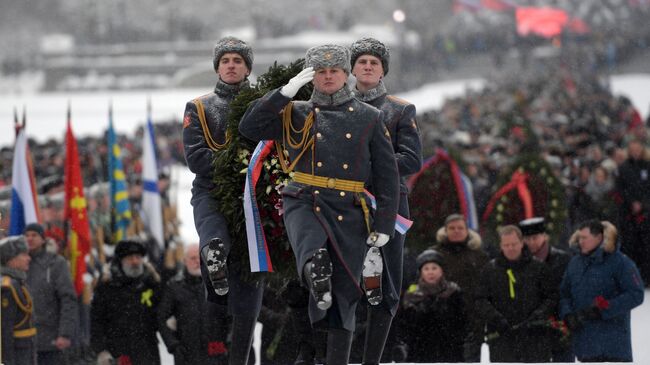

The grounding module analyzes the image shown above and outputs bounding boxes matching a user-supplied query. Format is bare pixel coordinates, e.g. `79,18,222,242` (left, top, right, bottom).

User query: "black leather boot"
202,238,229,295
229,315,257,365
303,248,333,310
326,328,353,365
292,305,316,365
361,306,393,365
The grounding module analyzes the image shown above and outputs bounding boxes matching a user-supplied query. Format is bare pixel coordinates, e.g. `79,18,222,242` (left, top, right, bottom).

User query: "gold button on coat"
315,206,321,212
316,132,322,138
345,133,351,139
317,161,323,167
314,190,319,195
315,107,320,113
342,164,348,169
337,215,344,221
339,191,346,197
348,107,354,112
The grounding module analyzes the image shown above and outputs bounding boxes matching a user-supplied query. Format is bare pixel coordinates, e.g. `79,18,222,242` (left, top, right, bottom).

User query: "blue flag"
108,106,131,242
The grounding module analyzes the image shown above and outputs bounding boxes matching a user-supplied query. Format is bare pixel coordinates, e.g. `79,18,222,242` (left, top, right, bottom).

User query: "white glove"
97,351,114,365
366,232,389,247
280,67,315,98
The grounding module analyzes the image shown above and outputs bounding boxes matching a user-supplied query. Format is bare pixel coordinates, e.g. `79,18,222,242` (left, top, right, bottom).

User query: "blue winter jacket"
559,246,644,361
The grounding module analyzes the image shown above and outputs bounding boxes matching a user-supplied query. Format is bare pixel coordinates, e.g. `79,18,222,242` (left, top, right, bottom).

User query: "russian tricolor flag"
10,125,40,235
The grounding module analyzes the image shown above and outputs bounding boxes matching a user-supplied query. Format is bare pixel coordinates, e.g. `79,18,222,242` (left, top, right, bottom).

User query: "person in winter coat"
24,223,78,364
239,44,399,365
615,139,650,287
349,36,422,365
1,236,37,365
559,219,645,362
396,249,466,362
430,213,488,361
91,239,161,365
475,225,557,363
158,244,229,365
519,217,573,362
182,36,263,365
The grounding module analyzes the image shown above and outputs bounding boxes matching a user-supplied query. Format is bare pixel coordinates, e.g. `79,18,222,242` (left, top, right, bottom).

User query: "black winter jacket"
91,262,161,364
157,270,229,365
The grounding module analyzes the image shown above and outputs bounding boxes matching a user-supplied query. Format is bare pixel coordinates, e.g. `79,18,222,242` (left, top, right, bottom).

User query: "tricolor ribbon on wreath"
243,140,414,272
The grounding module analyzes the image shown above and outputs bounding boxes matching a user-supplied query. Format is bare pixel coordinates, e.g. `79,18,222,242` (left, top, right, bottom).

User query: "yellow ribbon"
507,269,517,299
141,289,154,307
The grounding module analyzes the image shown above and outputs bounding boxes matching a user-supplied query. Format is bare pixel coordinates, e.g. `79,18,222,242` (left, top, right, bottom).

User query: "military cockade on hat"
350,37,390,75
305,44,351,74
213,36,254,71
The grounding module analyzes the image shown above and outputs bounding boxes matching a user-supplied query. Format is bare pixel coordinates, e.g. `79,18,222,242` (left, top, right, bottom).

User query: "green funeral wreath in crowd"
212,59,312,284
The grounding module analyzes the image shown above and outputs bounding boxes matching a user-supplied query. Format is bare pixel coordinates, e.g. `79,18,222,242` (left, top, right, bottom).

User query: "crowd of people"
2,30,650,365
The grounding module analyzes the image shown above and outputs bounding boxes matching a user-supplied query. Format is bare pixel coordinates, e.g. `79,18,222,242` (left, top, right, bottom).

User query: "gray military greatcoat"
239,86,399,331
182,78,264,315
355,80,422,315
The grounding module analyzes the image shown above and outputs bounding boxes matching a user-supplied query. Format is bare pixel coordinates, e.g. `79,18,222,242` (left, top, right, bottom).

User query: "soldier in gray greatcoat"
239,44,400,365
349,37,422,365
1,236,37,365
182,36,263,365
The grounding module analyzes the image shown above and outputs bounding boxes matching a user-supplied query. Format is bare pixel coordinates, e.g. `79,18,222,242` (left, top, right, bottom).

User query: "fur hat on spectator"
305,44,351,74
0,236,28,265
350,37,390,75
213,36,253,72
114,239,147,260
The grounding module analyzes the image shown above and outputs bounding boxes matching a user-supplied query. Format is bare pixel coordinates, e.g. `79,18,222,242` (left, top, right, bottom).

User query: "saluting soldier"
182,36,263,364
1,236,37,365
239,44,400,365
350,37,422,365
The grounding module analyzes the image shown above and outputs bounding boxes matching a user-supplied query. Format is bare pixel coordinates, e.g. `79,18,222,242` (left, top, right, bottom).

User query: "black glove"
579,306,602,321
564,306,600,332
564,312,582,331
492,316,511,334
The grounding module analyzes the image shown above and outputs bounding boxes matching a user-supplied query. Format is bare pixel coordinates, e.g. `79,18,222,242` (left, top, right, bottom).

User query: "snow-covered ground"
2,75,648,364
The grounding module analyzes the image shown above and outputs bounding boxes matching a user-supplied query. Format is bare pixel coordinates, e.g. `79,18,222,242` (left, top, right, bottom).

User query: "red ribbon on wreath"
481,170,534,223
407,149,468,220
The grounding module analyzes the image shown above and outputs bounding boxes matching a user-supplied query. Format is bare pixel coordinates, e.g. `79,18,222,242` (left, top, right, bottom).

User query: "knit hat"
519,217,546,237
305,44,351,74
416,249,445,272
24,222,45,239
350,37,390,76
114,239,147,260
213,36,254,72
0,236,28,265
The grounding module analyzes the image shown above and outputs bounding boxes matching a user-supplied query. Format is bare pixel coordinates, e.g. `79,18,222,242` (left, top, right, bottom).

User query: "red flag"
64,109,91,296
516,7,568,38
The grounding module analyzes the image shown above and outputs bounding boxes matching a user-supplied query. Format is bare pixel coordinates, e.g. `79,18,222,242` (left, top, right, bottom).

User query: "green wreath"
481,153,568,255
211,60,312,284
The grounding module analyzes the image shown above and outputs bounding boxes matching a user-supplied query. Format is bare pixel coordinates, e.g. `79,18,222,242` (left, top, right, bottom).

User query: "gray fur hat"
0,236,28,265
305,44,351,74
350,37,390,76
213,36,253,72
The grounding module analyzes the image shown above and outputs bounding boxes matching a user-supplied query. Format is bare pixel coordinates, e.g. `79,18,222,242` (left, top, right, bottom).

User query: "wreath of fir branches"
407,148,468,252
211,59,312,284
481,152,568,255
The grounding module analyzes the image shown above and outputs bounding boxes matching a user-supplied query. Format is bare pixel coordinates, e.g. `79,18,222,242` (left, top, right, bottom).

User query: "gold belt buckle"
327,178,336,189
